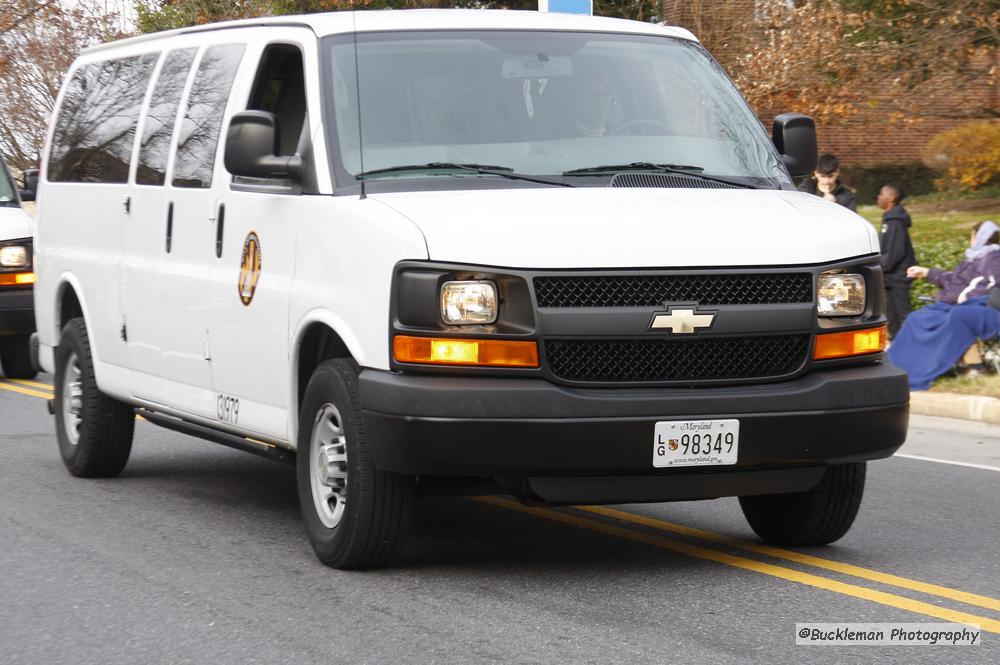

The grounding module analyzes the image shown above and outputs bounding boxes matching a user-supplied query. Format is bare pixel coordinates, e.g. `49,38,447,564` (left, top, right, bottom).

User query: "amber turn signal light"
0,272,35,286
813,325,887,360
393,335,539,368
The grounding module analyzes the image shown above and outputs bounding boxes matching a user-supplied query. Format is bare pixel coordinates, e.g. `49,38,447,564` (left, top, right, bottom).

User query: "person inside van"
571,70,617,137
798,153,857,212
887,220,1000,389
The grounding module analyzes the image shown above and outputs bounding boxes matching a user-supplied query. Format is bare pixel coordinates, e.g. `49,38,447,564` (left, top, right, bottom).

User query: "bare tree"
0,1,128,168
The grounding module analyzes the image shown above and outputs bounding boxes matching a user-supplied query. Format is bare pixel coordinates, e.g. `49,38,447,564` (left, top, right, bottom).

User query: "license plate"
653,419,739,468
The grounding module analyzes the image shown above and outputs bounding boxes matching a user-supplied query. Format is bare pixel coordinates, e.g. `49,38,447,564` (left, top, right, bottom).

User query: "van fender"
288,309,368,444
50,272,103,380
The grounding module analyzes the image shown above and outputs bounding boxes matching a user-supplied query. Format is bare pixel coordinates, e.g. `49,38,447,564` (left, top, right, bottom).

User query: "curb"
910,391,1000,425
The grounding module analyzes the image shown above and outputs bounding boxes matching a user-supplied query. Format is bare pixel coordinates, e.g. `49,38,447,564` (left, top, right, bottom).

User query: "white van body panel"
78,10,697,58
288,196,429,367
0,208,34,241
372,188,877,269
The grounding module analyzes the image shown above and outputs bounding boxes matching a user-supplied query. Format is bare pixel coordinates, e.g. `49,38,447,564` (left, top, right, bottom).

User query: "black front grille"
534,273,813,308
544,335,810,383
608,173,743,189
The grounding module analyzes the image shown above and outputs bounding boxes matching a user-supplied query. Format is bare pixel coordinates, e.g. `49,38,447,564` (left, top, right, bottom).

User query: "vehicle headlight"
818,273,865,316
441,280,498,324
0,245,28,268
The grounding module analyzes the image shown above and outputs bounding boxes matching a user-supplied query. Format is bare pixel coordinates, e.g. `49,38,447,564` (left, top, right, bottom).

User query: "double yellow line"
0,376,54,400
476,497,1000,633
4,376,998,632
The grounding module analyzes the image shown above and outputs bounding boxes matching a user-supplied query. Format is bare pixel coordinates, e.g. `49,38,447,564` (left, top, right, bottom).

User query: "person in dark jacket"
877,183,916,337
798,153,858,212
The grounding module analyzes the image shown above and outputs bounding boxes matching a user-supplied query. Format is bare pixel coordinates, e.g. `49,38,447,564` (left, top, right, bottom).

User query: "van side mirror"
19,168,38,202
224,111,302,180
772,113,817,179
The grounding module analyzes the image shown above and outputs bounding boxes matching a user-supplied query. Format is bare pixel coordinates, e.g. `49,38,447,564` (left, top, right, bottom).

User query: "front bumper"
0,287,35,335
359,362,909,502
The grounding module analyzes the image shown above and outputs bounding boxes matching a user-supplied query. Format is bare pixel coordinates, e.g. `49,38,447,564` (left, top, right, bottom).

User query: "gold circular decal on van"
238,231,262,306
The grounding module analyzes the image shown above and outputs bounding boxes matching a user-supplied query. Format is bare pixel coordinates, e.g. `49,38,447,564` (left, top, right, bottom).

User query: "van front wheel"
296,359,414,569
54,318,135,477
739,462,866,546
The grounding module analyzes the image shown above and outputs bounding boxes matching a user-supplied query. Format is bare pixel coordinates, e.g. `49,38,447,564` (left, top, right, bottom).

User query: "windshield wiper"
562,162,754,189
356,162,572,187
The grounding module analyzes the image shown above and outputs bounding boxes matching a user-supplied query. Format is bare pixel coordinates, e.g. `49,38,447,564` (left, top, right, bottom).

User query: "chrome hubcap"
310,403,348,528
62,352,83,446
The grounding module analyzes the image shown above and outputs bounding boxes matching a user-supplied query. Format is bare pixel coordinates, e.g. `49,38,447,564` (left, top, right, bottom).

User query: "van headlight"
818,273,865,316
0,245,29,268
441,280,498,324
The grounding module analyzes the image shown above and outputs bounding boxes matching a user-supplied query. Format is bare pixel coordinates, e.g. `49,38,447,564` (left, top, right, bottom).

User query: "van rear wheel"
0,334,37,379
296,358,414,569
739,462,866,546
54,318,135,477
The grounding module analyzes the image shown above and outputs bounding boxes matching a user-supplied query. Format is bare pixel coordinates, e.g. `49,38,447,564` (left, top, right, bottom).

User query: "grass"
928,372,1000,397
856,197,1000,244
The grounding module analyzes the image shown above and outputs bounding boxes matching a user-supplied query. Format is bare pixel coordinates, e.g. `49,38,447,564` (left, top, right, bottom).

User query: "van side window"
47,54,158,183
172,44,246,189
247,45,306,157
136,48,197,186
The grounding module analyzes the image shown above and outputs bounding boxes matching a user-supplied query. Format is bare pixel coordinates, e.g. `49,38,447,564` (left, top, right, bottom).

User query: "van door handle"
165,202,173,253
215,203,225,258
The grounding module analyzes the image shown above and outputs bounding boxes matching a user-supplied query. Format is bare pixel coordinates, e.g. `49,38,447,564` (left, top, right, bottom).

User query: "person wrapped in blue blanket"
888,220,1000,390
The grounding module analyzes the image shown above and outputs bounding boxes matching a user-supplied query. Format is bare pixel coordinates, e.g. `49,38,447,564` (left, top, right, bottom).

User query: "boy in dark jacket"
799,153,858,212
877,183,916,338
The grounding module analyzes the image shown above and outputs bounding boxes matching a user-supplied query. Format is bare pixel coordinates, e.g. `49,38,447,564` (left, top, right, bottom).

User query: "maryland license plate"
653,419,740,468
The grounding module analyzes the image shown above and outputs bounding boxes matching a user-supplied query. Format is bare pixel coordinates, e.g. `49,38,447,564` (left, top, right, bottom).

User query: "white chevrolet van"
36,10,908,568
0,159,38,378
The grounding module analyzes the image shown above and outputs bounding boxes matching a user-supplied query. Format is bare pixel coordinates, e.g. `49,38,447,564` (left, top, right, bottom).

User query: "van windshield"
0,162,16,206
324,30,789,188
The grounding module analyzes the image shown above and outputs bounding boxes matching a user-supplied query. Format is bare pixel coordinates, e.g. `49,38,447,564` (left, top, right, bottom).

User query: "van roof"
82,9,697,55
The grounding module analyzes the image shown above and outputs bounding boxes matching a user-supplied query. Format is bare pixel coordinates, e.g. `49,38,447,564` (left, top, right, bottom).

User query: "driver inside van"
571,70,616,137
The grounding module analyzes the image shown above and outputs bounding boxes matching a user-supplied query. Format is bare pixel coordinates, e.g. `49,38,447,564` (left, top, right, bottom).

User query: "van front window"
0,162,16,206
324,30,789,188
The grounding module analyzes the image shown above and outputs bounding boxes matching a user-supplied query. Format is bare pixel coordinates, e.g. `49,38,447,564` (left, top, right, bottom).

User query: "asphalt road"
1,374,998,664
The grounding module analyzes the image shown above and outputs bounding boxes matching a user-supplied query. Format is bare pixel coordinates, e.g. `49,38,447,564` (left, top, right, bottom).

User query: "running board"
135,408,295,465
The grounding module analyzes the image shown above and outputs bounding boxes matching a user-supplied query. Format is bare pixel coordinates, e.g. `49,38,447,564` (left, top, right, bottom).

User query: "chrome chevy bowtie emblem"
649,307,716,334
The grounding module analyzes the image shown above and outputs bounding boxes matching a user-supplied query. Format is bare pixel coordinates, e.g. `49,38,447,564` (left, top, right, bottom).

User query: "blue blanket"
887,296,1000,390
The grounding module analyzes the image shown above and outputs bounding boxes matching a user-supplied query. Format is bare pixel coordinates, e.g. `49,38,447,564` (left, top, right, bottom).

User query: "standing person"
878,183,916,338
798,153,858,212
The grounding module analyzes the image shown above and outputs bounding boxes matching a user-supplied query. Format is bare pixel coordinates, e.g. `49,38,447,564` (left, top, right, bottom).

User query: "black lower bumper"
0,288,34,335
359,363,909,500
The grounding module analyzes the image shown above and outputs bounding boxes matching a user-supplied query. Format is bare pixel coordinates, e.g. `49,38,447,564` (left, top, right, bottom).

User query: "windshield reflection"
325,30,788,187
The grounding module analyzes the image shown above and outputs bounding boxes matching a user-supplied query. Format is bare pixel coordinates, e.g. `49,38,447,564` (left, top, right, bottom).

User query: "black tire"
296,358,414,569
0,334,38,379
54,318,135,477
739,462,866,546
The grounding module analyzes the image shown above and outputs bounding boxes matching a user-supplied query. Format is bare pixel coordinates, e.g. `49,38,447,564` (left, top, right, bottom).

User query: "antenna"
352,8,366,200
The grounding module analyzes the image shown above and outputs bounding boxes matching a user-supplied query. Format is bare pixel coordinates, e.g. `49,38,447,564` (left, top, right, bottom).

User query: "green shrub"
923,121,1000,192
838,162,940,205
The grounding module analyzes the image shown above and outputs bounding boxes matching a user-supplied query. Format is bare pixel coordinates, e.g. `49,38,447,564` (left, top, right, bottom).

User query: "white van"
0,159,38,378
35,10,909,568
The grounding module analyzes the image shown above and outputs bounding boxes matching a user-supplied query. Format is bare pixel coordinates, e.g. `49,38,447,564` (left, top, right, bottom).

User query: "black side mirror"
19,168,38,202
224,111,302,180
772,113,817,178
